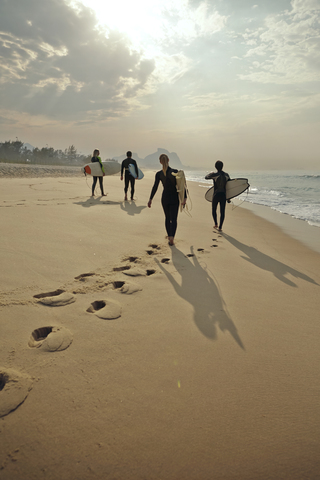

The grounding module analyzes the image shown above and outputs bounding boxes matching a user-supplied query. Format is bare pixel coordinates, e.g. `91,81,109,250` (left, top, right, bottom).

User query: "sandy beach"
1,165,320,480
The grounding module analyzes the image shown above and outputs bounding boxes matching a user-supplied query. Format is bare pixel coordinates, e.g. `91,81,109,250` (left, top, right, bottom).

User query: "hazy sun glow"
72,0,226,56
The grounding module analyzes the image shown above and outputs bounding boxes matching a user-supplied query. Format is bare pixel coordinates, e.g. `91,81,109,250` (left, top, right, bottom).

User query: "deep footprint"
87,299,121,320
34,289,65,299
0,368,33,417
34,291,75,306
28,326,73,352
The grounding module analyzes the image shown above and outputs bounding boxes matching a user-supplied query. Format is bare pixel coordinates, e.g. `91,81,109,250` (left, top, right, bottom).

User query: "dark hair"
215,160,223,171
126,151,132,157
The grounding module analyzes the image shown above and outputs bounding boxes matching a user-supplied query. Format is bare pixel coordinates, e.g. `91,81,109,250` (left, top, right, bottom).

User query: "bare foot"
168,236,174,246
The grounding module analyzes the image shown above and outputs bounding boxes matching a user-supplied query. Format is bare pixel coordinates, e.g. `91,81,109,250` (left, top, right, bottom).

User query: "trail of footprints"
1,234,222,416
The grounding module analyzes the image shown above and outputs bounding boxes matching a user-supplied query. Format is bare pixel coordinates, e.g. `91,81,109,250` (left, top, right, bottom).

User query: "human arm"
148,172,161,207
205,171,218,180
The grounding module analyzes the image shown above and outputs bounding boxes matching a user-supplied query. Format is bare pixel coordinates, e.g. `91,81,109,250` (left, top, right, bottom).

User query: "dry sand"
1,165,320,479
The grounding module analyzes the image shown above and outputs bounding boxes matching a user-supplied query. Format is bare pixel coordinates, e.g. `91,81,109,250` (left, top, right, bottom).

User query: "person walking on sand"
148,153,186,246
91,149,106,197
205,160,230,231
120,151,139,201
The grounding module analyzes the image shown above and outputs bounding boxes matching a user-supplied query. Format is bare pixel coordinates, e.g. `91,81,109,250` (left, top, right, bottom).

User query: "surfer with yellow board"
148,153,187,246
91,149,106,197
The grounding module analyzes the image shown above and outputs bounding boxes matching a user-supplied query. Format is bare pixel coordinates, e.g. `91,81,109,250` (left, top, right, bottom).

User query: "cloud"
0,0,155,120
238,0,320,84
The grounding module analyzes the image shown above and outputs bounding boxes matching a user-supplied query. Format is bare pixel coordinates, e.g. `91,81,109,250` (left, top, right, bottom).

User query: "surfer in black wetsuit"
120,151,139,201
148,153,186,246
205,160,230,231
91,149,105,197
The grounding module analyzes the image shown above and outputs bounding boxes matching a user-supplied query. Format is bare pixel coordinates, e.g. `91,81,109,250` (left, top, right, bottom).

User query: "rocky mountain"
113,148,184,169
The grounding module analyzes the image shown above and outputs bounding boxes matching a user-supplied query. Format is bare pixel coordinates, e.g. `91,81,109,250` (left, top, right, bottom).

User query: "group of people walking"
90,149,230,245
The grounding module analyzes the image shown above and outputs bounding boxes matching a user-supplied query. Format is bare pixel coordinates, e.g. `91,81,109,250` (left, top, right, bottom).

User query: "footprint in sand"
28,326,73,352
0,368,33,417
149,244,161,250
122,256,139,263
33,290,75,306
108,280,142,294
86,299,122,320
123,267,156,277
161,258,170,264
113,265,131,272
74,273,96,281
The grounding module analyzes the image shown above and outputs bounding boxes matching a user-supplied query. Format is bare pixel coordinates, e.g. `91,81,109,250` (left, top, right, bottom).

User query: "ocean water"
185,170,320,229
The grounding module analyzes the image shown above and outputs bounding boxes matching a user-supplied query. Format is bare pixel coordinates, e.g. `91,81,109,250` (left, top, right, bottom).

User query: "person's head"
159,153,169,173
215,160,223,172
93,149,99,157
126,151,132,158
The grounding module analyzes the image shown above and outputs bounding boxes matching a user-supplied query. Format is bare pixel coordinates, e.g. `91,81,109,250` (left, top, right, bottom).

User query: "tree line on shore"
0,139,92,166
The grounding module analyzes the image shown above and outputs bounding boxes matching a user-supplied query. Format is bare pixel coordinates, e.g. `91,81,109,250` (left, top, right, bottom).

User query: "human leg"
218,194,227,230
98,177,105,195
92,177,98,196
211,195,219,227
162,202,171,237
168,203,179,238
130,177,135,199
124,172,130,200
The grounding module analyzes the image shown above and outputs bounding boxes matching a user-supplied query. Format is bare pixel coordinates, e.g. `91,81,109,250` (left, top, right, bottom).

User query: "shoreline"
191,180,320,256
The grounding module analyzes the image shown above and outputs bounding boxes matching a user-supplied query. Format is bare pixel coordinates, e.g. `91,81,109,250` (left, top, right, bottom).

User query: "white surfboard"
128,163,144,180
83,161,121,177
205,178,249,201
172,170,187,211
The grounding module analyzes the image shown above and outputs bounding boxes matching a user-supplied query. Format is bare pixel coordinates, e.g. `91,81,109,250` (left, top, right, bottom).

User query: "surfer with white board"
91,149,106,197
120,151,139,201
148,153,186,246
205,160,230,232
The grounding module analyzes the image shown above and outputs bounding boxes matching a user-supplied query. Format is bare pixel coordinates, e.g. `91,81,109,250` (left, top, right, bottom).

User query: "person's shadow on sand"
120,201,147,216
74,197,122,208
223,233,318,288
155,246,245,350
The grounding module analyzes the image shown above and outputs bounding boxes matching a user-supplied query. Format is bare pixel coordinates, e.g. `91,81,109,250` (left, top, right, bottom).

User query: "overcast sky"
0,0,319,169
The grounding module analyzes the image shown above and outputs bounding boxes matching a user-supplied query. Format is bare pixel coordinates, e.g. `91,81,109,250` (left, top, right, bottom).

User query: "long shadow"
155,246,245,350
224,233,318,287
120,201,147,216
74,197,122,208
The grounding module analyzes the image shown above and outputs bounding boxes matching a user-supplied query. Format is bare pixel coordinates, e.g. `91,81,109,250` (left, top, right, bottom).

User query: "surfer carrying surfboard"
148,154,187,246
120,151,139,201
91,149,106,197
205,160,230,231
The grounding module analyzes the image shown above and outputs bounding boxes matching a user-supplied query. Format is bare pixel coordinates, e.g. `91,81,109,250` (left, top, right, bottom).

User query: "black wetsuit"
121,157,139,199
149,167,186,238
91,156,105,196
205,170,230,229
